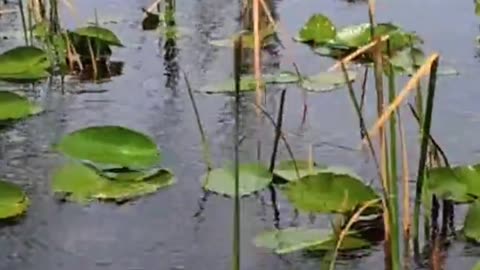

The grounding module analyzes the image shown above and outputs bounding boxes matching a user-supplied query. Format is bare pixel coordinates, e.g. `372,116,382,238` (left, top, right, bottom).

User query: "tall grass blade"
232,37,243,270
183,72,213,172
412,56,439,258
18,0,29,45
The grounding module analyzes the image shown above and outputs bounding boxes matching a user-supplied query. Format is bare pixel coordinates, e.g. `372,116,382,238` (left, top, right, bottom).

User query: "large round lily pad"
283,172,379,214
52,163,175,203
0,91,42,120
0,46,51,81
253,227,370,254
202,163,272,197
0,180,29,219
54,126,161,169
74,26,123,47
427,165,480,203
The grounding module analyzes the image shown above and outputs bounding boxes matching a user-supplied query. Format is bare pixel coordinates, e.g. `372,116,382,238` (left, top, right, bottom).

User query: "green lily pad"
0,46,51,81
296,14,336,44
389,48,458,77
307,235,370,251
100,167,164,181
202,163,272,197
334,23,421,51
300,71,356,92
253,227,369,254
283,172,379,214
273,160,327,182
74,26,123,47
464,201,480,242
52,163,175,203
0,91,42,120
54,126,161,169
198,72,299,93
476,0,480,16
0,180,29,219
426,166,480,203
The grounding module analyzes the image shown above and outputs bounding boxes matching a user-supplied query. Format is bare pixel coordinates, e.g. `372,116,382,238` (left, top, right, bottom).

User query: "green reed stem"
183,71,213,172
18,0,29,45
387,41,401,270
232,37,242,270
413,57,439,257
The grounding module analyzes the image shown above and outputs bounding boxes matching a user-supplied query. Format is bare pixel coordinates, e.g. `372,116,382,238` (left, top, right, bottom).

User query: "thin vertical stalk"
252,0,262,112
18,0,29,45
413,57,439,257
267,89,286,227
387,41,401,270
183,72,213,172
232,37,242,270
398,108,411,267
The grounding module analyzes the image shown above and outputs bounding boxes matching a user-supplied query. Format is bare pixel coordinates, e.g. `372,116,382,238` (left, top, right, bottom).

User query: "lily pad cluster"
296,14,457,76
426,164,480,242
52,126,175,203
202,158,380,254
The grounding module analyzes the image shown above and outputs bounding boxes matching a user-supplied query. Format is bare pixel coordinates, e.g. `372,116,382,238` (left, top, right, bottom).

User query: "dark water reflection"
0,0,480,269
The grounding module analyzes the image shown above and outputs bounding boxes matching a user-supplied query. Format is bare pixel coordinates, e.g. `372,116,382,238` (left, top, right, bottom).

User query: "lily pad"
198,72,299,93
52,163,175,203
202,163,272,197
426,166,480,203
283,172,379,214
0,180,29,219
300,71,356,92
0,46,51,81
273,160,327,182
74,26,123,47
253,227,369,254
0,91,42,120
296,14,336,44
389,48,458,76
464,201,480,242
54,126,161,169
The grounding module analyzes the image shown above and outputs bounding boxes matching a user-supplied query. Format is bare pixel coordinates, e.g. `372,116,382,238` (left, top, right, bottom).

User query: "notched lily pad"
300,71,356,92
253,227,370,254
202,163,272,197
74,26,123,47
296,14,336,44
52,163,175,203
0,91,42,120
0,180,29,220
283,172,379,214
55,126,161,169
0,46,51,82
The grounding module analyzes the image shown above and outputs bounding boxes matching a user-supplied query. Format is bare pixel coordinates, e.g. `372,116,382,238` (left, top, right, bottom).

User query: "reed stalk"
386,41,401,270
18,0,29,45
232,37,243,270
413,56,439,257
183,72,213,172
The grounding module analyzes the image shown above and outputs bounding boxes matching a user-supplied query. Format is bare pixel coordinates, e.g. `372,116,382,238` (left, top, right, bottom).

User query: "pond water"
1,0,480,269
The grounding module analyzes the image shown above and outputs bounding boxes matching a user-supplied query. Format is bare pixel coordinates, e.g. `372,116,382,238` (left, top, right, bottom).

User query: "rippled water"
1,0,480,269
